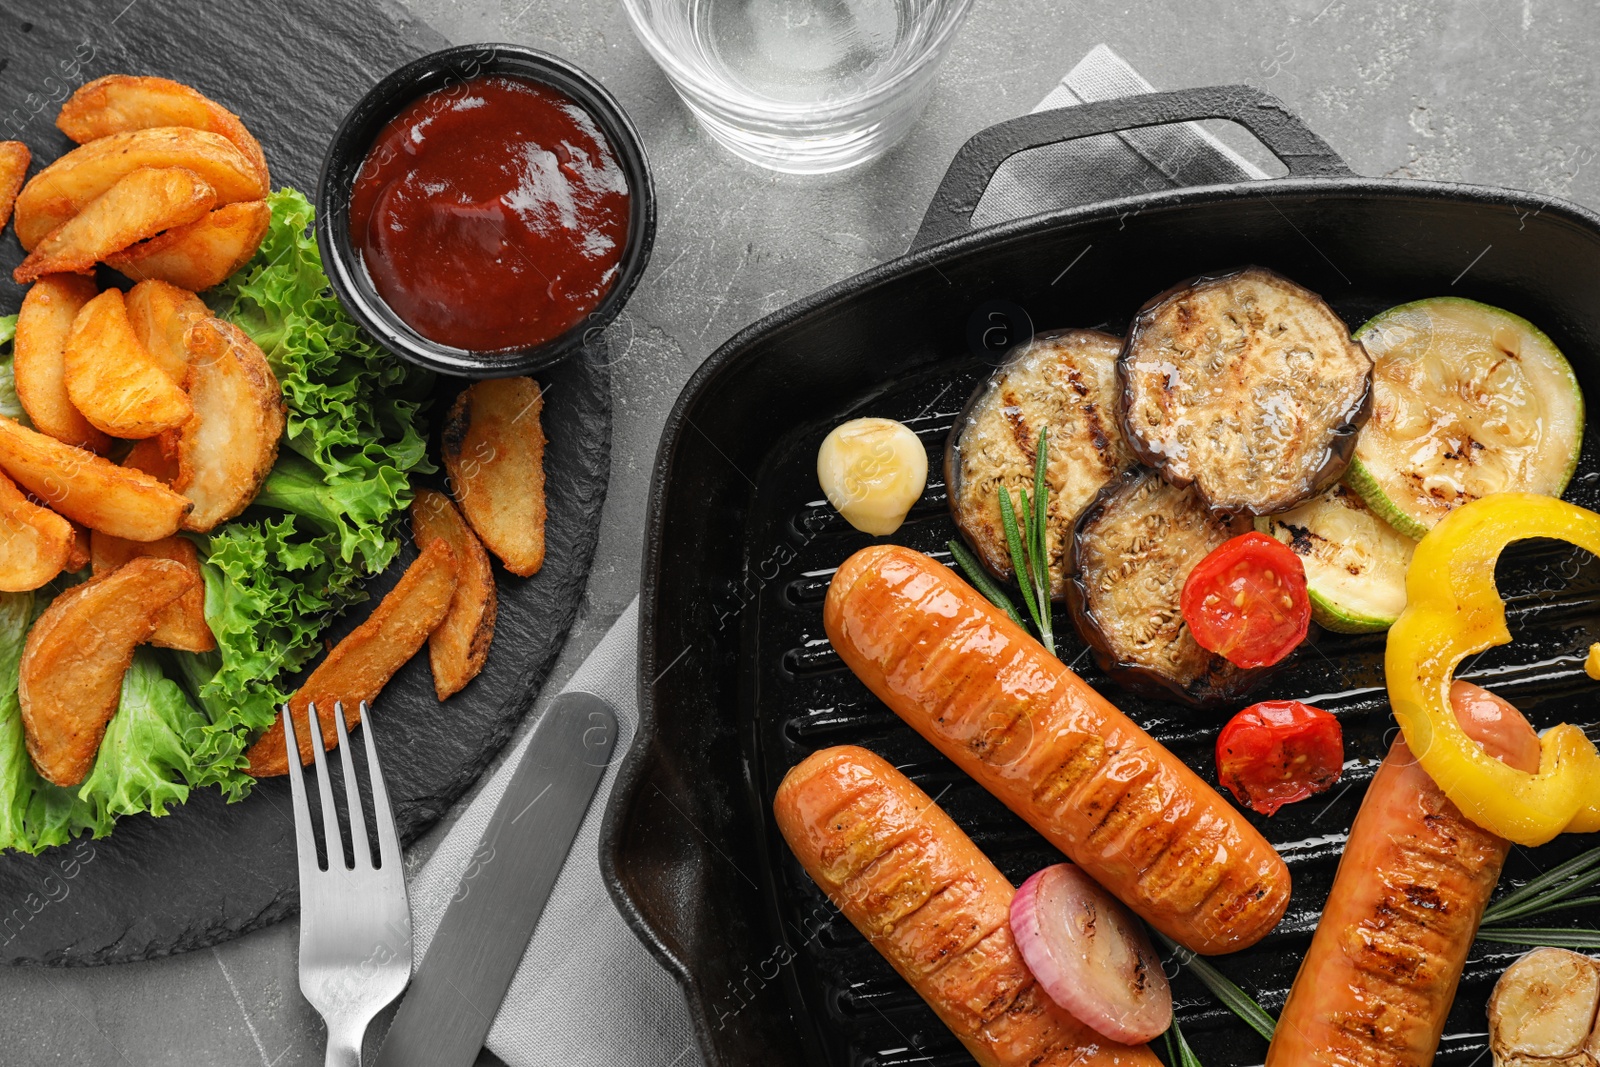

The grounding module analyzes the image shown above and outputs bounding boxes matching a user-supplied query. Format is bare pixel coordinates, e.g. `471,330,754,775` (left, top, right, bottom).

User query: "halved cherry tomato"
1216,700,1343,816
1181,531,1310,668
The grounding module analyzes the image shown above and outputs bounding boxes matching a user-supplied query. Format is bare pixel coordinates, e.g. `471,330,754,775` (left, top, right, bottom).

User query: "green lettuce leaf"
78,650,211,824
180,188,433,791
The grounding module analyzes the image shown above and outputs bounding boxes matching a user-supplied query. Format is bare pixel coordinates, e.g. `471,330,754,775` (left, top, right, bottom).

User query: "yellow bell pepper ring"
1386,492,1600,846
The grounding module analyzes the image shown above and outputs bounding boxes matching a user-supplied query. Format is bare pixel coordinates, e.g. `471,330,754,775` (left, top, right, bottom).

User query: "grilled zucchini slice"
1120,266,1373,516
1347,297,1584,537
1255,483,1414,633
1067,467,1260,706
947,329,1134,600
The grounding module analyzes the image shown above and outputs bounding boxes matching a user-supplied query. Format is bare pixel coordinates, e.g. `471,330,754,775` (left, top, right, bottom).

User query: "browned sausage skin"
824,545,1291,955
1266,682,1542,1066
775,746,1161,1067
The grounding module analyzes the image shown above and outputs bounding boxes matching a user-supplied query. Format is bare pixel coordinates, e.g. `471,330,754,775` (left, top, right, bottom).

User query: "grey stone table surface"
2,0,1598,1064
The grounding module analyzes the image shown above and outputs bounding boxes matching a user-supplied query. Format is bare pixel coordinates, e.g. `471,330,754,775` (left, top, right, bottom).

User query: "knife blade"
374,689,618,1067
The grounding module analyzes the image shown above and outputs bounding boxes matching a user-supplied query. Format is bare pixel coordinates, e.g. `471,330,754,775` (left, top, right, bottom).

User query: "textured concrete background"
1,0,1597,1064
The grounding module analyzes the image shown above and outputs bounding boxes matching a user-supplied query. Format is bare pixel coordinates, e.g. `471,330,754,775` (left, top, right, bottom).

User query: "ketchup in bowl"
348,74,631,353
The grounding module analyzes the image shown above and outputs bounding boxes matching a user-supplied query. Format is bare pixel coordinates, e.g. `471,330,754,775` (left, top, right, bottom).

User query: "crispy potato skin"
175,317,284,531
64,288,192,439
56,75,269,188
411,489,497,699
0,141,29,233
15,274,111,453
124,278,206,384
18,556,195,786
245,539,458,777
0,416,191,540
825,545,1292,955
0,469,72,592
62,520,91,573
13,166,217,284
90,531,213,652
443,378,547,577
107,200,270,292
12,126,265,251
776,747,1161,1067
122,435,181,485
1266,682,1542,1067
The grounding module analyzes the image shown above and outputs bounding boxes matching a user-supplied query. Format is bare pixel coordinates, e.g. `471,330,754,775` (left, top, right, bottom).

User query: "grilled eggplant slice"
1347,297,1583,537
947,329,1134,599
1255,482,1414,634
1067,467,1260,706
1120,267,1372,516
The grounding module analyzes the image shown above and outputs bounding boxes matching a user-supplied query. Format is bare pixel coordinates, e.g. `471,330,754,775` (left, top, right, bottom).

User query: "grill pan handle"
911,83,1352,250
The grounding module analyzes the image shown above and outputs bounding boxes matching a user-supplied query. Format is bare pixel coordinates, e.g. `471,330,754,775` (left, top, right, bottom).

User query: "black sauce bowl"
316,43,656,378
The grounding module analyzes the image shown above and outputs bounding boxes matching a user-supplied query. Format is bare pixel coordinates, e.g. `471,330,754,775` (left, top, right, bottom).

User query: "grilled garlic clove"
1488,947,1600,1067
817,418,927,536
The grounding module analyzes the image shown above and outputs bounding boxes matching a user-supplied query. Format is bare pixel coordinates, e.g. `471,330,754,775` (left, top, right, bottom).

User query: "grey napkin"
406,43,1269,1067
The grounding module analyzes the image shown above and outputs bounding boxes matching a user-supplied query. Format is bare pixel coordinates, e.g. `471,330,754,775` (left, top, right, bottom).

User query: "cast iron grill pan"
603,87,1600,1067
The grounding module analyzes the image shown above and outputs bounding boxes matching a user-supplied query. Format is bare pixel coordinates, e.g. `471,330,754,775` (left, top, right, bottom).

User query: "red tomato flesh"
1217,700,1344,816
1181,531,1310,668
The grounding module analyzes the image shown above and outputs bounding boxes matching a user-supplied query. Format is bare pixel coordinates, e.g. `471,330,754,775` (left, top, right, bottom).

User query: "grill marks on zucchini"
1256,483,1415,633
1067,468,1259,706
1120,267,1373,516
1347,297,1584,536
947,329,1134,599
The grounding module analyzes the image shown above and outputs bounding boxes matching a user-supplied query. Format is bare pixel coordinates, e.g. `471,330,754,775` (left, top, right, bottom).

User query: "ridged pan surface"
605,183,1600,1067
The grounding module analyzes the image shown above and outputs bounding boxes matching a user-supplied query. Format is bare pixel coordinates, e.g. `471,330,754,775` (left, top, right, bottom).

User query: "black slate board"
0,0,613,963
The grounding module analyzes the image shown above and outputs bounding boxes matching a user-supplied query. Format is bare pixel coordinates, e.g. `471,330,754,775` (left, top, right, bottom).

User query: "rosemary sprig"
1157,932,1278,1043
1476,927,1600,950
1482,845,1600,925
1162,1016,1205,1067
947,539,1026,629
992,429,1055,654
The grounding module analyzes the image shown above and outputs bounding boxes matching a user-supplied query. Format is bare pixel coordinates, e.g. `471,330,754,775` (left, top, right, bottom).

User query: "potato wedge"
442,377,547,577
245,538,458,776
412,488,497,699
125,278,206,384
56,75,269,188
13,167,217,284
64,288,192,439
106,199,270,292
12,127,266,250
90,531,213,652
122,434,181,485
14,275,111,453
0,417,191,540
0,141,28,233
0,469,72,592
175,317,284,531
18,556,195,785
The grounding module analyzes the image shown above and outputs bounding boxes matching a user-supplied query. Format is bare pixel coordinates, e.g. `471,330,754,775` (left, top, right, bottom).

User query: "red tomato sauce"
349,75,630,352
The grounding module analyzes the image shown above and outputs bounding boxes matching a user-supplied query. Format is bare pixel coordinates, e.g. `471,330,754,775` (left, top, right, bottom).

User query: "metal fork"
284,701,413,1067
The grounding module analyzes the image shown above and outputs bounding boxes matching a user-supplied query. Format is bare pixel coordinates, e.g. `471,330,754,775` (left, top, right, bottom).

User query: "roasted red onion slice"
1010,863,1172,1043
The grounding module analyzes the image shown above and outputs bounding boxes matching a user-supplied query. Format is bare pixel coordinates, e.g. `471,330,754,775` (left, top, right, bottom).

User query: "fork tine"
360,702,402,871
281,705,320,884
306,702,345,871
332,701,372,869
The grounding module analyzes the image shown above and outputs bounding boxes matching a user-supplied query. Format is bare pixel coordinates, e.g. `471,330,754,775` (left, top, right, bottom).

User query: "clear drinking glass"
621,0,974,173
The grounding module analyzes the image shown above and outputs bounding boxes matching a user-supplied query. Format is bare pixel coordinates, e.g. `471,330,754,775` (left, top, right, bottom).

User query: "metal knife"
374,690,618,1067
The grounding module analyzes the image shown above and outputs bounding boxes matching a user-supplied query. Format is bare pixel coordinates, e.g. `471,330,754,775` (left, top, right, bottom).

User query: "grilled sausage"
1265,682,1542,1066
774,746,1161,1067
824,545,1291,955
